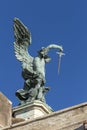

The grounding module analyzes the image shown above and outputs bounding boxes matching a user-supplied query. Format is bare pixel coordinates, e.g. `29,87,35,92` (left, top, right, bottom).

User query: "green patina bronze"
13,18,64,105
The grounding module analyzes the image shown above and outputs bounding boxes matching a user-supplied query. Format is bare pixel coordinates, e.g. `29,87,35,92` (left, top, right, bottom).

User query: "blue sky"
0,0,87,111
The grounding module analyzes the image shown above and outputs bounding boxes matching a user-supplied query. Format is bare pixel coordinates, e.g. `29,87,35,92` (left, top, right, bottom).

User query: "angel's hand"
59,46,63,52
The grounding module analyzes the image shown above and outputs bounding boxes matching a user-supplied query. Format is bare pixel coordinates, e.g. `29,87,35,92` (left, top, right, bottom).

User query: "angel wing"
13,18,34,74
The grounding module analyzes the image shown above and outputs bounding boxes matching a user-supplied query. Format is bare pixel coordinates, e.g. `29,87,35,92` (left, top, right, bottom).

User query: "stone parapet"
2,102,87,130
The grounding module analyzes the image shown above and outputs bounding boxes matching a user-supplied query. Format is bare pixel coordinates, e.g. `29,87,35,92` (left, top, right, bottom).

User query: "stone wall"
2,102,87,130
0,92,12,128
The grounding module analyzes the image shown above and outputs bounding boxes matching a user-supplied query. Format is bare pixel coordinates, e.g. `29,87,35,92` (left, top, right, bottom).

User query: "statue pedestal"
12,100,53,120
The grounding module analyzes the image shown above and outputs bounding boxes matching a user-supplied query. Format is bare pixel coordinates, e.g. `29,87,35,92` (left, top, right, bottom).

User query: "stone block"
13,100,53,120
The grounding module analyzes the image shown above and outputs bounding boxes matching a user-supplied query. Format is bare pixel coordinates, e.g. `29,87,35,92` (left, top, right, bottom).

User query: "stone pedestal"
0,92,12,128
13,100,53,120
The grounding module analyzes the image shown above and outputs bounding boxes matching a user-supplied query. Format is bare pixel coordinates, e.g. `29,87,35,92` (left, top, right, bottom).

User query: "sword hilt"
56,51,65,57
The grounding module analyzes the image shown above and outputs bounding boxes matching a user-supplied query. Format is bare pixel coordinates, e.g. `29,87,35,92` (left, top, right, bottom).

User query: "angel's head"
38,47,47,58
38,47,51,62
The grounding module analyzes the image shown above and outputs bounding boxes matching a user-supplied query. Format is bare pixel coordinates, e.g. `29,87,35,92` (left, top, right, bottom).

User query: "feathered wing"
13,18,34,73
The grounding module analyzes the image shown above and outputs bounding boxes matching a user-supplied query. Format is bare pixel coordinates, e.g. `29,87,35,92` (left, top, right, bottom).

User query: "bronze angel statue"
13,18,64,105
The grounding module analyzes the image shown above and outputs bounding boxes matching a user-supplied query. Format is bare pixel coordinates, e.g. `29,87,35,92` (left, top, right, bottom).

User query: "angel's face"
38,49,47,58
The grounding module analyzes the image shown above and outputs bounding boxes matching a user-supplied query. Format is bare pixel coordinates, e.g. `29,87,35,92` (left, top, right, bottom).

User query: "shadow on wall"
75,125,85,130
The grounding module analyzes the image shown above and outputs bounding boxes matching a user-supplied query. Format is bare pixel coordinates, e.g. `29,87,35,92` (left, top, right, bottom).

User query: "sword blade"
56,51,65,75
58,55,61,74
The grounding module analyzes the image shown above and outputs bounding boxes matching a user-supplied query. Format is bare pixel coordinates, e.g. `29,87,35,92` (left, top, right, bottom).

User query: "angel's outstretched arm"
46,44,63,52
